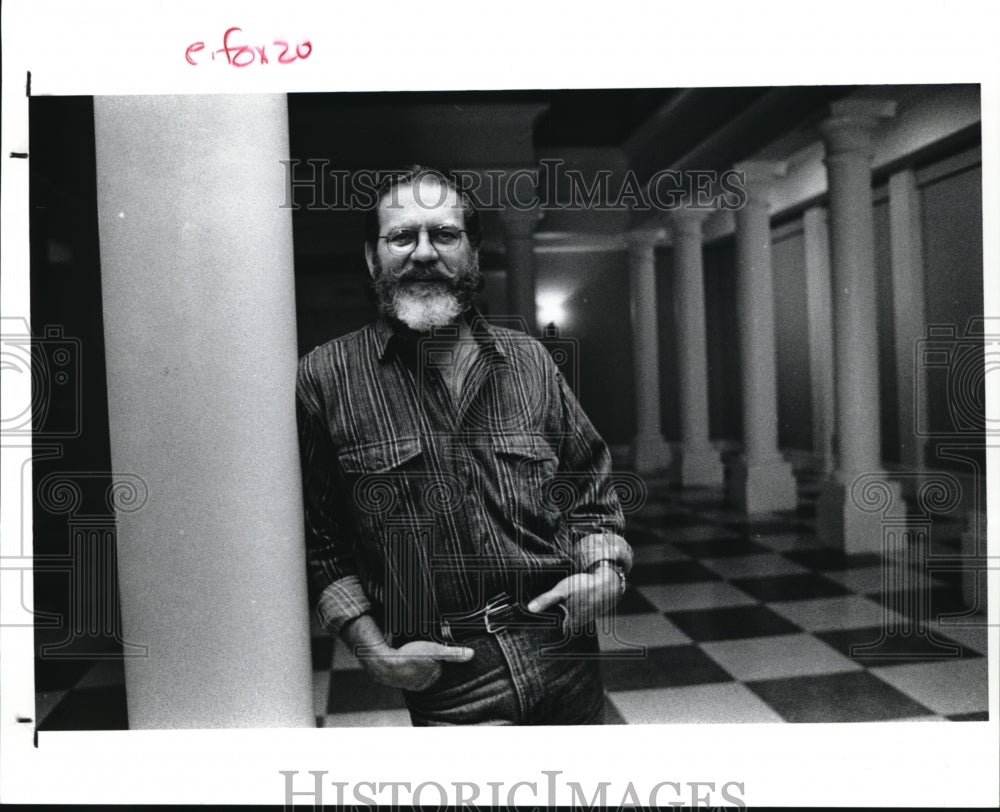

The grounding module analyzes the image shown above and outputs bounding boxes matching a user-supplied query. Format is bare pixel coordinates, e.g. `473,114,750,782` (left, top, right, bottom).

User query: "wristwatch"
589,559,627,596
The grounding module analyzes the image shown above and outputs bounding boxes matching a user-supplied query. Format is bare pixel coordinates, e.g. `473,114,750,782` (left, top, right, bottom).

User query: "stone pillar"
670,208,723,486
960,508,987,613
500,207,541,335
627,228,673,474
94,95,313,728
850,473,961,659
803,207,835,473
889,168,928,480
816,100,901,553
727,162,798,513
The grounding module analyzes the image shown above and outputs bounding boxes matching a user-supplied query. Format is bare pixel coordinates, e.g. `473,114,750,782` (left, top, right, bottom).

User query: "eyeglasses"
379,226,467,256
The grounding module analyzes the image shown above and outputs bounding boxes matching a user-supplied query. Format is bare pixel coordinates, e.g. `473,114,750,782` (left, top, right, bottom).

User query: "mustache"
394,264,450,283
371,255,485,313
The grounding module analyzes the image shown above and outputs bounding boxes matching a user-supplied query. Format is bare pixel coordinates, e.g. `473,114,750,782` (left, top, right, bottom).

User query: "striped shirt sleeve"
296,357,372,634
552,366,633,575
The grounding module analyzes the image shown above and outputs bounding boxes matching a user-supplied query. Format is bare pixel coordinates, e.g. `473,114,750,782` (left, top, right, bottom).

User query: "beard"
372,255,484,333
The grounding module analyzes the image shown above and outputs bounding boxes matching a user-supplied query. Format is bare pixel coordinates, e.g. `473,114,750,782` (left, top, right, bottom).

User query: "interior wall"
536,250,636,445
919,162,985,471
654,246,682,443
771,226,814,451
29,96,121,658
873,194,901,464
702,236,743,443
295,254,373,356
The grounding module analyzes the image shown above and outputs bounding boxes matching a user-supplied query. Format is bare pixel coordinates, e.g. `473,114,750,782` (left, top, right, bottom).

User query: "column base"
726,455,797,514
679,444,724,488
632,434,673,475
961,511,987,614
816,476,903,554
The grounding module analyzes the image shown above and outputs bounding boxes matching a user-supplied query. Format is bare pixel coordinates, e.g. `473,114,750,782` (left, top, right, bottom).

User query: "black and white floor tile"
34,471,990,729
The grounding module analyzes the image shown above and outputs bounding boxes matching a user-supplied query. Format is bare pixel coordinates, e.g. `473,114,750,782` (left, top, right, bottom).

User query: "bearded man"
296,166,632,725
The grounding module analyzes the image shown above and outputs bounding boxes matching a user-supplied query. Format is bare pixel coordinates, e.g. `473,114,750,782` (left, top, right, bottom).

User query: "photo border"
2,0,998,806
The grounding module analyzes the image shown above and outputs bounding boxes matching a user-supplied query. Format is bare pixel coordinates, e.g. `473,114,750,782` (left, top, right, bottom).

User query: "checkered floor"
34,470,990,730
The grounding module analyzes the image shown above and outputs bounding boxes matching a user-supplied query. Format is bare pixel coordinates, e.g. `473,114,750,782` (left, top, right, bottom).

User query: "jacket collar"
373,307,511,363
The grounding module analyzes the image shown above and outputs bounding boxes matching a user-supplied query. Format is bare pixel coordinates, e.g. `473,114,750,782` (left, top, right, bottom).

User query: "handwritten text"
186,27,312,67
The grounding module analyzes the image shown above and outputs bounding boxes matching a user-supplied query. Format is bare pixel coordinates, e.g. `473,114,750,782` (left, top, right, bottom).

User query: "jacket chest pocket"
491,433,560,528
338,437,425,521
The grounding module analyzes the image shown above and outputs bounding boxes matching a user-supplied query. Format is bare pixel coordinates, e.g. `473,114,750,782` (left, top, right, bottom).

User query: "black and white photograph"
1,1,997,807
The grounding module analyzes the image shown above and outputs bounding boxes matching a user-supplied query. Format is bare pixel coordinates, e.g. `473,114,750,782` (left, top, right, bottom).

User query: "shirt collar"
373,307,510,363
373,314,397,361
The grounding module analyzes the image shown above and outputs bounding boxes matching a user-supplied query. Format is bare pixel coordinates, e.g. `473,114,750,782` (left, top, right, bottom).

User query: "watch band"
590,559,627,595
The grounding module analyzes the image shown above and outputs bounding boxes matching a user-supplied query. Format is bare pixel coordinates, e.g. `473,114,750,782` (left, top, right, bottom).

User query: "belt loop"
483,592,513,634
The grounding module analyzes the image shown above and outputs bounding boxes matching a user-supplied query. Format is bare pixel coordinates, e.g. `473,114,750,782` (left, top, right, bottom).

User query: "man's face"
366,176,482,332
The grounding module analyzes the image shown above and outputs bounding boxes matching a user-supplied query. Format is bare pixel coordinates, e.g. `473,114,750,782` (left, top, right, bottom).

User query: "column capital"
670,206,708,239
626,226,667,251
820,100,896,157
731,160,787,208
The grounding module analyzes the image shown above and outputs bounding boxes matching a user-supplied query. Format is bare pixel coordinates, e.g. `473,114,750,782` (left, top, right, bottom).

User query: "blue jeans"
402,624,606,726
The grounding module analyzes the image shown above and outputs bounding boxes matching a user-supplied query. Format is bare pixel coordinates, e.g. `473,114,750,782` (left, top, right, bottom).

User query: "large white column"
727,162,798,513
628,228,673,474
816,100,901,553
500,207,541,335
889,168,928,478
803,207,835,473
94,95,313,728
671,208,723,486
